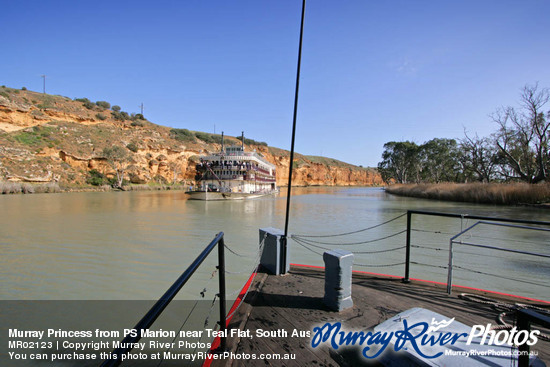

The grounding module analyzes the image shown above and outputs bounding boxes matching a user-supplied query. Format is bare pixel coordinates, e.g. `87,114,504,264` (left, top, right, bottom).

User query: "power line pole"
139,103,144,115
41,75,46,94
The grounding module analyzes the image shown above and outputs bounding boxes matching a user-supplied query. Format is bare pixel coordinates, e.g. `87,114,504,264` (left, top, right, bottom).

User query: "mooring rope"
291,238,324,255
292,229,406,246
410,261,448,270
222,233,268,320
224,232,268,259
453,264,550,289
224,244,258,259
354,261,406,268
411,228,456,235
458,293,550,342
292,212,407,238
291,234,405,251
352,245,406,254
411,244,446,251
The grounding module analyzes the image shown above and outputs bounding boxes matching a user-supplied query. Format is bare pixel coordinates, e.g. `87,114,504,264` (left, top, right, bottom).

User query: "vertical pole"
282,0,306,275
217,235,227,351
41,75,46,94
517,311,530,367
447,240,454,294
403,211,412,283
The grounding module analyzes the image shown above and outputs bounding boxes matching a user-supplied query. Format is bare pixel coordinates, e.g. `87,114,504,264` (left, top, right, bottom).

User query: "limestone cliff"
0,87,381,188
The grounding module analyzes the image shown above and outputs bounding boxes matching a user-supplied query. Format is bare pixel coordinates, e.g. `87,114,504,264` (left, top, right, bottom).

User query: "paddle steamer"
186,133,278,200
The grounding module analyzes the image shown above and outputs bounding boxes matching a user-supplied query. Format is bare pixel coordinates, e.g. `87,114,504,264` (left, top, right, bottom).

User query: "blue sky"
2,0,549,167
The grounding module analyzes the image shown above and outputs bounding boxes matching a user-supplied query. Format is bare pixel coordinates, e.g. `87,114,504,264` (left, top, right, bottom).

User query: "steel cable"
292,212,406,238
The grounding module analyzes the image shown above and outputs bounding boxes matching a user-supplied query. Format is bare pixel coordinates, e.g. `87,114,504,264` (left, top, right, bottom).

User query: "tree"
169,160,184,184
459,132,499,182
378,141,420,184
103,146,129,189
419,138,460,183
492,83,550,183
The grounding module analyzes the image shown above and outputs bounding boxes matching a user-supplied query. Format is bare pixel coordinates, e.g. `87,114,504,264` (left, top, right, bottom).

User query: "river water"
1,187,549,302
0,187,550,300
1,187,549,366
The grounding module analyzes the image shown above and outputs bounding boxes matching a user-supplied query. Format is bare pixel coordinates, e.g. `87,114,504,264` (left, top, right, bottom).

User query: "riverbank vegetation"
0,181,61,194
0,180,188,195
379,84,550,204
386,182,550,205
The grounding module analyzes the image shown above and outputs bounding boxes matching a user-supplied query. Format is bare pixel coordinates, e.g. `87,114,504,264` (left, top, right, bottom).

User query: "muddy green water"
1,187,549,301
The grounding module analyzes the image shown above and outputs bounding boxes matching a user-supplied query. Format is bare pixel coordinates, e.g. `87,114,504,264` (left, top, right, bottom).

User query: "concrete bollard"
259,228,289,275
323,249,354,312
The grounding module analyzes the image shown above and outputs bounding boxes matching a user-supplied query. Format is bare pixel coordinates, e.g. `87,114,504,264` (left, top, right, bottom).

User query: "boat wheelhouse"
186,133,277,200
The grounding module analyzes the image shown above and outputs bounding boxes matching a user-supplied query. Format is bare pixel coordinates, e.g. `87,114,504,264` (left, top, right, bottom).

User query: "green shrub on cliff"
170,128,195,142
195,132,214,143
126,142,139,152
95,101,111,109
86,169,106,186
236,136,268,146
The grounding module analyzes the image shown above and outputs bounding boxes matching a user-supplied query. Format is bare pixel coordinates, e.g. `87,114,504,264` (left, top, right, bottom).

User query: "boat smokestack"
221,131,224,153
241,131,245,151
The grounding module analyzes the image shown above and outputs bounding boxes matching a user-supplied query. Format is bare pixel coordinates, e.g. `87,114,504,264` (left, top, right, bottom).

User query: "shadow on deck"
210,265,549,367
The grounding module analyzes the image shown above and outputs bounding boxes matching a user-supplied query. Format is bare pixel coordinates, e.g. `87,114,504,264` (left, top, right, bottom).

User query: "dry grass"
0,181,189,195
385,182,550,205
0,181,61,194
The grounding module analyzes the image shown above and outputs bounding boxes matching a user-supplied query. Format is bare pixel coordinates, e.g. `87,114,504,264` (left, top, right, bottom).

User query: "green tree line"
378,84,550,184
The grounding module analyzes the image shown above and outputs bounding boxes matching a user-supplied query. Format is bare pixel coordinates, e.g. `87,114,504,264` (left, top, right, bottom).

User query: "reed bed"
0,181,61,195
0,181,189,194
385,182,550,205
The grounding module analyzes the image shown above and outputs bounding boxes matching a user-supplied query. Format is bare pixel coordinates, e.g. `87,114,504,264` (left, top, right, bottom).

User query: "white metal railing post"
447,239,454,294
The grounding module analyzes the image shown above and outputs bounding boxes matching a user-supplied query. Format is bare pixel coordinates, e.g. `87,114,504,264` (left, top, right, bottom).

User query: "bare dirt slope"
0,86,382,188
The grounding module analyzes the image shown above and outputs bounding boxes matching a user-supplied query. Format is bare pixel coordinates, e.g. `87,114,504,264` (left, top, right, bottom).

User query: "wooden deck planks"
211,265,549,366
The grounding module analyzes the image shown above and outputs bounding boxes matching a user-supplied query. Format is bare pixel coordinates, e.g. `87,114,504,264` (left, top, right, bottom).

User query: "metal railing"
403,210,550,285
447,221,550,294
403,210,550,366
100,232,227,367
517,308,550,367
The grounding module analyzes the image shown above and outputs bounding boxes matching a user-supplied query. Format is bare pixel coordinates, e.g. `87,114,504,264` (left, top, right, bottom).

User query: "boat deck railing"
447,220,550,293
292,209,550,294
100,232,228,367
290,209,550,367
518,308,550,366
403,210,550,287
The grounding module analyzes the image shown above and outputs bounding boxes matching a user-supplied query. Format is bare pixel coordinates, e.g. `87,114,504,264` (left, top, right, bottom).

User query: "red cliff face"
258,147,383,187
0,88,382,187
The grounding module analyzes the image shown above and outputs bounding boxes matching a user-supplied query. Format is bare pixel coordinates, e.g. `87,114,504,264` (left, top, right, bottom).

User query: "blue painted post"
323,249,354,312
259,228,290,275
